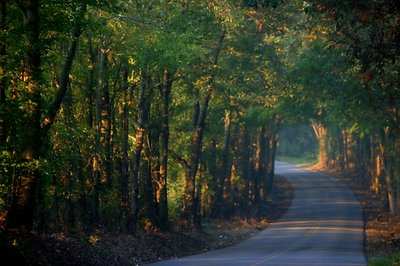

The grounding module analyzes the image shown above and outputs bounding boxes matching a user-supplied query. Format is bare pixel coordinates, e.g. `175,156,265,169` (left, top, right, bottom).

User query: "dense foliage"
0,0,398,235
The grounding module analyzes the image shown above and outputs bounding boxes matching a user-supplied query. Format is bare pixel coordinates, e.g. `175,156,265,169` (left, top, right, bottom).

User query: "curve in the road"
149,162,366,266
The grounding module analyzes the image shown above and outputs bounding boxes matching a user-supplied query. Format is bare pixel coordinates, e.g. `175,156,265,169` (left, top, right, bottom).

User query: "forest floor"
0,176,293,266
315,166,400,265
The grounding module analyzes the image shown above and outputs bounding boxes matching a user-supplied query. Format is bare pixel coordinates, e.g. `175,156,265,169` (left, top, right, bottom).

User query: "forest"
0,0,399,264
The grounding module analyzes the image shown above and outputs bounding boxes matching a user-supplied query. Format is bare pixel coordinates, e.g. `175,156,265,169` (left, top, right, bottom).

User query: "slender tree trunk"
229,123,240,215
93,45,113,192
394,137,400,213
194,162,204,229
119,66,130,231
213,110,231,217
207,140,218,216
183,91,211,224
128,68,149,233
143,132,156,226
41,3,86,136
256,126,267,202
0,0,7,144
382,128,396,214
101,77,112,189
92,48,104,225
86,37,96,128
85,36,96,226
370,136,380,194
183,30,226,226
157,70,172,230
63,87,77,232
266,120,280,198
240,126,251,213
251,127,264,204
336,128,345,171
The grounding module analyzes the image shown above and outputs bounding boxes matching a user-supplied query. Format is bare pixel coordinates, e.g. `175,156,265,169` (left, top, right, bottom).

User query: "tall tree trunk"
336,128,345,171
92,48,104,225
157,70,172,230
183,91,211,225
6,0,41,231
142,132,156,226
128,68,149,233
207,140,218,217
382,127,396,214
212,110,231,217
311,120,328,168
194,161,204,229
229,123,240,215
266,120,280,198
240,126,251,213
101,87,112,188
183,29,226,226
251,127,265,204
370,135,380,194
119,66,130,231
85,36,96,226
223,111,234,217
0,0,7,144
86,37,96,128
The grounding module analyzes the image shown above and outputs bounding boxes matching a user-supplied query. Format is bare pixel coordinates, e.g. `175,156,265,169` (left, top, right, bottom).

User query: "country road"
149,162,367,266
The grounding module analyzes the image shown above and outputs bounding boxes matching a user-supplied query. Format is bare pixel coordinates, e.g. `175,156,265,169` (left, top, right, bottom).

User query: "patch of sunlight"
89,235,101,245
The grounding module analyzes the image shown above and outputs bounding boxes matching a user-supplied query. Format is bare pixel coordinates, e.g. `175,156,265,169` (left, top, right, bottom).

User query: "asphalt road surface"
149,162,366,266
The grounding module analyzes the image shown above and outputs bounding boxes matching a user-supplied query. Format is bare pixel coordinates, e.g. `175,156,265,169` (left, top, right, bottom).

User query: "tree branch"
169,149,189,169
41,3,86,136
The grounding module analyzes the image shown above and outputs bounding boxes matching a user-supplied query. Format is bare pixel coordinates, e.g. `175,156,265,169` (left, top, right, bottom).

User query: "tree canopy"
0,0,399,235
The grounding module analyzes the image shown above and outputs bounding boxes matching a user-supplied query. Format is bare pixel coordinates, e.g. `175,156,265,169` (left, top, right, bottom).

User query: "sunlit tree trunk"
369,136,380,194
128,67,149,233
213,110,231,217
157,70,172,230
184,90,211,225
142,132,156,226
311,120,328,168
118,66,130,231
230,123,240,215
382,128,396,214
336,128,345,171
252,126,265,204
183,30,226,226
193,162,204,229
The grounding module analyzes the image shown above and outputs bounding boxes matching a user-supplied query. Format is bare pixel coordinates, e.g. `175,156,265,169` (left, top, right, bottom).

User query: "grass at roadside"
276,155,317,167
369,255,400,266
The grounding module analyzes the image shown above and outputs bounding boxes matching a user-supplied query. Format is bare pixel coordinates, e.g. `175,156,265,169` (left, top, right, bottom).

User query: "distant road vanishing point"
149,162,366,266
